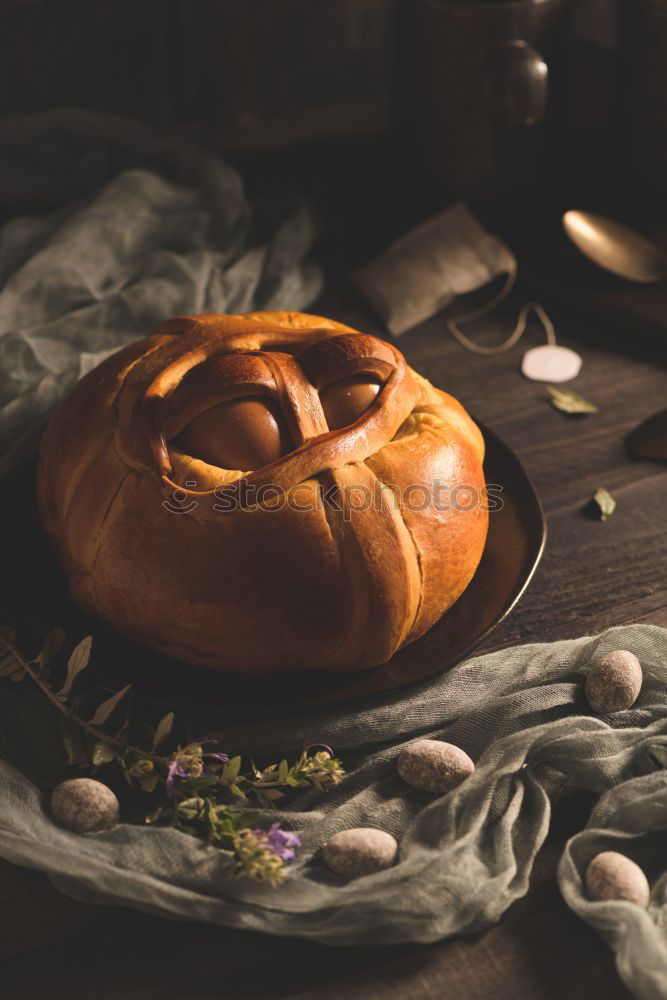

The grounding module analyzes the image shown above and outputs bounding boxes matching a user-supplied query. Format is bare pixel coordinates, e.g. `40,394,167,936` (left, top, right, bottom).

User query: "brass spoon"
562,211,667,460
563,210,667,284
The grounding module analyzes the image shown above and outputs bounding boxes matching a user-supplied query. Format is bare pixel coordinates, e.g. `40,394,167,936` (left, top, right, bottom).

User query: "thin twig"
0,634,125,754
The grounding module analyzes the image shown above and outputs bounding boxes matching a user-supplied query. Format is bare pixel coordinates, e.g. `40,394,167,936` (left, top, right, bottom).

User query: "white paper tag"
521,344,582,383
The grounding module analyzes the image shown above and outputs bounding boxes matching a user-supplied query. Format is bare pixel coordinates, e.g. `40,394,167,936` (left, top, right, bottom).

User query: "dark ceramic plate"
3,423,545,720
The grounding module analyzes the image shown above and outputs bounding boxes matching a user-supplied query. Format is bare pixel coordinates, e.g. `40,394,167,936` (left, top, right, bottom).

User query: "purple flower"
166,759,188,797
260,822,301,863
165,747,230,797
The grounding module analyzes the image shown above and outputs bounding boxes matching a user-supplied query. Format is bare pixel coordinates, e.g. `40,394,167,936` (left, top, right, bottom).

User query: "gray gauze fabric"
0,109,322,477
1,624,667,999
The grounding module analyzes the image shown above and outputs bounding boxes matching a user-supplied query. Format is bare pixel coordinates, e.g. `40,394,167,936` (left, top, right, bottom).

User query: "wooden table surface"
1,272,665,998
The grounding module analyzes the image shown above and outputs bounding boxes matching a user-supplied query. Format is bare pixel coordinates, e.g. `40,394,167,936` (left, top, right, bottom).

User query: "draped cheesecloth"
1,625,667,1000
0,109,321,478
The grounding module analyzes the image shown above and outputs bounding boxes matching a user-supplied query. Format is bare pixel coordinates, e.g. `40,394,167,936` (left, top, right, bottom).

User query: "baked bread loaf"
37,311,488,673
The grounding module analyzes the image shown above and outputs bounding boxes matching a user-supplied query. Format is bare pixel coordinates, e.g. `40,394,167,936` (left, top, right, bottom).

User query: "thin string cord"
448,295,557,356
446,246,556,355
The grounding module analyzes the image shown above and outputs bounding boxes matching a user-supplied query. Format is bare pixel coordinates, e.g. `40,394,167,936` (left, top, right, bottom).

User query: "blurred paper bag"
351,202,516,336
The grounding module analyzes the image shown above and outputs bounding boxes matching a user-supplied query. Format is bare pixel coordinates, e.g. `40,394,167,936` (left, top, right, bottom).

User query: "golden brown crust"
37,310,488,673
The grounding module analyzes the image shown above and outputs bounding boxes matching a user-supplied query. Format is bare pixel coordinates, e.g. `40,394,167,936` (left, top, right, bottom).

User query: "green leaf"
177,796,207,821
37,627,66,678
592,486,616,521
151,711,174,751
222,755,242,782
56,635,92,698
278,759,289,783
260,788,284,801
139,772,160,793
186,776,219,789
546,386,598,415
88,683,131,725
91,740,115,766
230,783,247,799
128,757,154,778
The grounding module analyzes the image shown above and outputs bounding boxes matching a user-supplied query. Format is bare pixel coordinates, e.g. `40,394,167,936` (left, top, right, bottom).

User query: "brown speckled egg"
585,851,650,907
397,739,475,793
50,777,120,833
324,827,398,877
585,650,643,714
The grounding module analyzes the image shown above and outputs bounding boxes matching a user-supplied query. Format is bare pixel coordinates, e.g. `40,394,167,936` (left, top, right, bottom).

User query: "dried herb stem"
0,634,126,755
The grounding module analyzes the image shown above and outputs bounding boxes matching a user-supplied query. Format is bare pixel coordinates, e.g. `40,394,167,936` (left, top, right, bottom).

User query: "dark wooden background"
0,0,395,145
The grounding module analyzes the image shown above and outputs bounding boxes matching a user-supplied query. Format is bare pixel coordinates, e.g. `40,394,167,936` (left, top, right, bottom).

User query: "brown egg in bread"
37,311,488,673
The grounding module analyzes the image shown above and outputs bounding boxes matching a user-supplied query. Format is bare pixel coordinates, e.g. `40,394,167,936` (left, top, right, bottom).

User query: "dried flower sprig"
248,744,346,807
0,628,344,885
234,825,302,886
0,627,128,752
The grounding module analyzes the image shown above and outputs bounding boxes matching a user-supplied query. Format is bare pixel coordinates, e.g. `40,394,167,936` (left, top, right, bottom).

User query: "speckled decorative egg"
397,739,475,793
585,650,643,714
323,827,398,877
585,851,650,907
50,777,120,833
